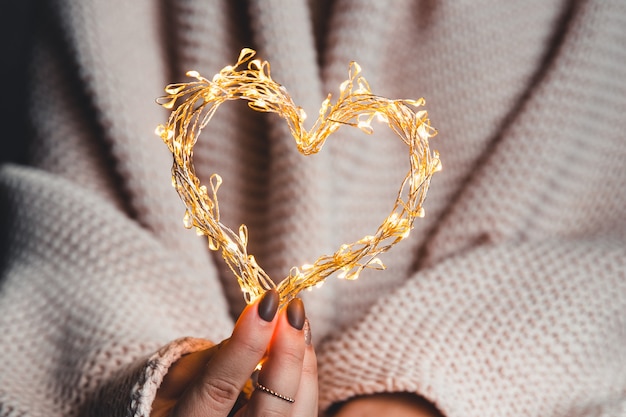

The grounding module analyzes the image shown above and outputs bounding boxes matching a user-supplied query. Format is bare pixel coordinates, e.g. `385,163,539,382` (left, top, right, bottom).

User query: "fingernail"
303,318,312,345
258,289,279,322
286,298,305,330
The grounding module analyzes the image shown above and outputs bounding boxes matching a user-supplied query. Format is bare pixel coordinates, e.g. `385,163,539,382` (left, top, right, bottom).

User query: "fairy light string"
156,48,441,306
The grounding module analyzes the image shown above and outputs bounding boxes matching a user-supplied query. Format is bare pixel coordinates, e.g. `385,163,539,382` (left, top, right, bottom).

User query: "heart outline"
156,48,440,306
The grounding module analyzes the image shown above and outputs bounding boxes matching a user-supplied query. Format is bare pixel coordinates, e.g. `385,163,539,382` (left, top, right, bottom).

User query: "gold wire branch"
156,48,441,306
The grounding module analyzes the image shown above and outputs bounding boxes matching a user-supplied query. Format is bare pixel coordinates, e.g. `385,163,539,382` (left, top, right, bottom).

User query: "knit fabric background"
1,1,625,416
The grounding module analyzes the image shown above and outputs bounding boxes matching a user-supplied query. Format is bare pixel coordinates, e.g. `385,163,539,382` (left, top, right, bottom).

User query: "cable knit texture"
1,1,625,416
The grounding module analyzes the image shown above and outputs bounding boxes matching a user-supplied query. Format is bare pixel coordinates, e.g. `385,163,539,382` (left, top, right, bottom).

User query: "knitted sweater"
1,1,625,416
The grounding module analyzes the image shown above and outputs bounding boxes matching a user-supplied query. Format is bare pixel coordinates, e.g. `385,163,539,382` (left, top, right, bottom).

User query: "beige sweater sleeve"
0,165,232,416
316,238,626,416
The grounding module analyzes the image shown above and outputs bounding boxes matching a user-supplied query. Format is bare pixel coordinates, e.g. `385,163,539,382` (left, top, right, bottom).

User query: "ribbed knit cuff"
83,337,215,417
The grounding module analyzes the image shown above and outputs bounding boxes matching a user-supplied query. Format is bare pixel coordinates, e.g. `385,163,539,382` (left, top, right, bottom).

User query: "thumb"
170,289,280,417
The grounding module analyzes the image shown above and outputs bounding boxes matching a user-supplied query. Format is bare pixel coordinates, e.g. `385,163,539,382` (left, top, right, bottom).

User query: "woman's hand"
151,289,317,417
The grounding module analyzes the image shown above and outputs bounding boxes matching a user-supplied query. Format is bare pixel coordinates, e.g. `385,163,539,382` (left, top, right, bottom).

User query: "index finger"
171,289,279,417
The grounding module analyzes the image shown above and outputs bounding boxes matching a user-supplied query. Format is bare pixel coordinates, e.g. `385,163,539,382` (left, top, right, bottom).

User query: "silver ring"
255,382,295,403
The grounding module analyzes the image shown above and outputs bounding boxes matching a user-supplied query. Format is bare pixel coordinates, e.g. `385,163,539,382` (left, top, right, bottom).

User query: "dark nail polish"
286,298,305,330
258,289,279,322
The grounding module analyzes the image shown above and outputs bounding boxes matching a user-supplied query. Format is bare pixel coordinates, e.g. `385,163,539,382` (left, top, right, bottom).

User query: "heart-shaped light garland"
156,48,441,306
